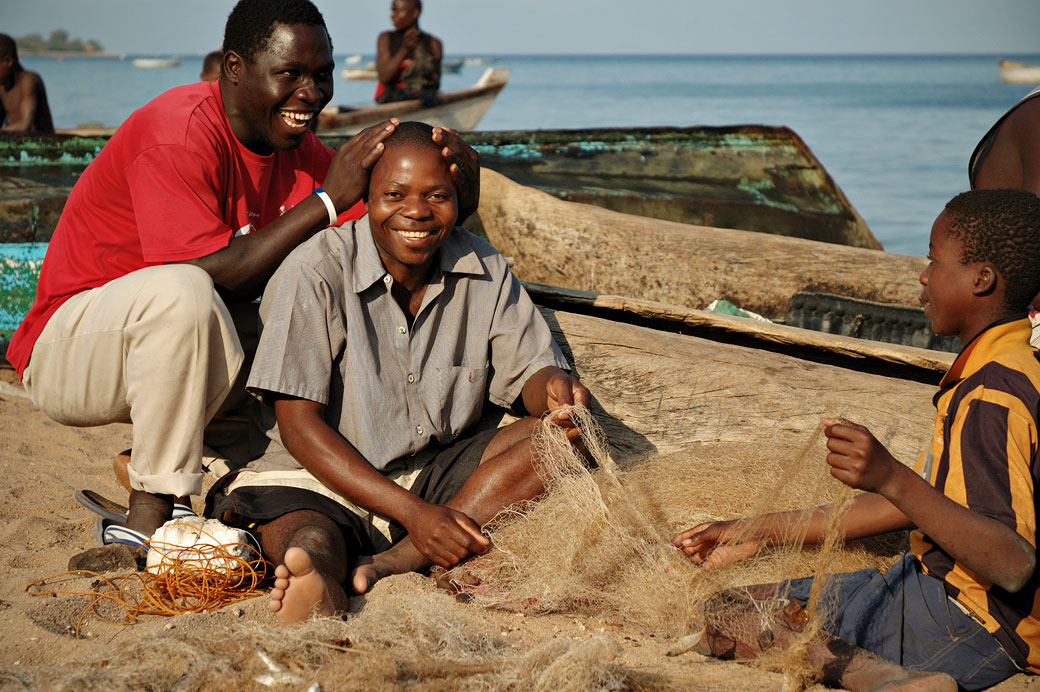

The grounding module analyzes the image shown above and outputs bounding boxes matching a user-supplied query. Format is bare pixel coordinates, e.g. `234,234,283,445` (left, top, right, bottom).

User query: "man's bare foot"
350,554,396,594
351,539,438,594
269,546,347,625
125,489,174,537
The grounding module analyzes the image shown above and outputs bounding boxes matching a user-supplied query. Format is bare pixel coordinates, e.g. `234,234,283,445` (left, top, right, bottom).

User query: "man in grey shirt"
206,122,591,624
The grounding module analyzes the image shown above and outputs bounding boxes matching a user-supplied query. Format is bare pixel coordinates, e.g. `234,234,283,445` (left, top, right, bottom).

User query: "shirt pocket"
431,364,489,436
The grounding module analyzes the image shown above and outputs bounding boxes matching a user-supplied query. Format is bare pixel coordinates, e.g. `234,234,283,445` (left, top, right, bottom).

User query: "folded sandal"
94,517,150,553
77,489,196,526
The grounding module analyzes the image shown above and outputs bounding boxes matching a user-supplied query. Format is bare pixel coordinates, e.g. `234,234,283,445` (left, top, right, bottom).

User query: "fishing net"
441,405,906,690
14,406,906,691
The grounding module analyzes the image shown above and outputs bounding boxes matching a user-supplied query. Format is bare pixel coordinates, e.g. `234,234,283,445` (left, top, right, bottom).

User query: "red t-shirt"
7,80,362,377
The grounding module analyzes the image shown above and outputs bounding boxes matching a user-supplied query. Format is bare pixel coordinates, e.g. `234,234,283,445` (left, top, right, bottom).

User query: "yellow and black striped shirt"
911,315,1040,671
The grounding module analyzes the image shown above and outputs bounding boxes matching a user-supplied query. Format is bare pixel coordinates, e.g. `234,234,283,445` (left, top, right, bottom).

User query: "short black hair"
385,120,440,152
222,0,331,63
944,189,1040,312
0,34,19,64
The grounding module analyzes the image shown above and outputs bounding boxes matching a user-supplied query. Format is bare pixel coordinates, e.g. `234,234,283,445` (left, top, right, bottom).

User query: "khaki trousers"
23,265,253,498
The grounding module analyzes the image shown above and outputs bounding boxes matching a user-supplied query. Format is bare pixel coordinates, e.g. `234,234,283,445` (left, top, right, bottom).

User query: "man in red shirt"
5,0,478,559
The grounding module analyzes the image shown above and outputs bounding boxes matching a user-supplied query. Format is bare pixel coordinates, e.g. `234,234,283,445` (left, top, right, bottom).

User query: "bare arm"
825,420,1036,592
376,30,418,84
1010,98,1040,196
274,395,489,566
430,36,443,82
519,366,591,442
674,492,912,569
182,120,396,300
0,72,41,132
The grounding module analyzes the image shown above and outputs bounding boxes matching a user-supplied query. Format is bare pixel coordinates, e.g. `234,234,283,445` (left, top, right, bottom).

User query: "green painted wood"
1,126,877,248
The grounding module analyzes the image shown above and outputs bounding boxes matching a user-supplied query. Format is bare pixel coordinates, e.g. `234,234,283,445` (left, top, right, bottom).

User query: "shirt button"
383,275,392,284
407,374,415,383
398,325,406,334
415,425,424,435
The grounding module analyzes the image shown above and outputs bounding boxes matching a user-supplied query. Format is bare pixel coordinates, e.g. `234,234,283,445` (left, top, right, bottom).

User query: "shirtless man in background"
0,33,54,133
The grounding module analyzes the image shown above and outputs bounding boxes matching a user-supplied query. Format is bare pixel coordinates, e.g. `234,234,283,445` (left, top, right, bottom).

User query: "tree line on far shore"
17,30,104,54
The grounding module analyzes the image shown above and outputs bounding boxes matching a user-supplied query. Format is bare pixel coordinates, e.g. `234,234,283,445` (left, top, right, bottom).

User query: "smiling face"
366,140,458,286
224,22,334,155
919,211,984,342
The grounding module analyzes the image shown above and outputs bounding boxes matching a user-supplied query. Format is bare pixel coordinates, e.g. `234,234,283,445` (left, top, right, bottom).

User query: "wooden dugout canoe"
539,305,937,462
317,67,510,136
470,168,928,331
463,125,880,250
0,120,866,247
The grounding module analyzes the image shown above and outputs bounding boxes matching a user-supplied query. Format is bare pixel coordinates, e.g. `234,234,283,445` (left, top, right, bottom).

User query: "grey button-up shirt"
246,215,568,473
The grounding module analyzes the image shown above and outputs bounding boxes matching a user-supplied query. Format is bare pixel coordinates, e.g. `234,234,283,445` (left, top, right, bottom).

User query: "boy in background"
206,121,589,625
674,189,1040,691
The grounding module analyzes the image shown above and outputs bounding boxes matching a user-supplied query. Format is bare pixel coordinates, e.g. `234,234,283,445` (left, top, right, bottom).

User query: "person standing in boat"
0,33,54,133
5,0,479,564
374,0,442,107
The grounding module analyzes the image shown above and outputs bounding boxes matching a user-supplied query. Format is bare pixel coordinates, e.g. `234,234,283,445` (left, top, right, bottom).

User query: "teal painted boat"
0,123,880,364
0,242,45,360
458,125,880,250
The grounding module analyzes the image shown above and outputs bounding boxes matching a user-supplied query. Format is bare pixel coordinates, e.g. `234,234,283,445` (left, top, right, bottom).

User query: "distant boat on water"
998,59,1040,84
132,57,181,69
319,67,509,135
341,59,463,81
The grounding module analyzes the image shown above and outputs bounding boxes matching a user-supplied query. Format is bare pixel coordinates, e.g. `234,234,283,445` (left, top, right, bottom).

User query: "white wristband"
313,188,337,225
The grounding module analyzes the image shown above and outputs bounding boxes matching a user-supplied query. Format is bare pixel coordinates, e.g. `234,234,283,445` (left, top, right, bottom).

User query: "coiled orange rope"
26,534,271,636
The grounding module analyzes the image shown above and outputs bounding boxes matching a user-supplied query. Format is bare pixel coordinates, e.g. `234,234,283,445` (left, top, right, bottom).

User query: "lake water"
21,52,1040,256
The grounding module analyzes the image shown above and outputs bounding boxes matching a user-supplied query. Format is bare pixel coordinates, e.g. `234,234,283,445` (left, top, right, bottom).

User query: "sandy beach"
1,363,1036,691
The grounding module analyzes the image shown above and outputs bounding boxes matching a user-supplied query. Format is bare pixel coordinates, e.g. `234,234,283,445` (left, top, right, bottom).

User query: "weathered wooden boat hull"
541,307,936,462
0,119,864,249
318,67,509,136
465,125,880,249
0,134,105,243
472,168,926,324
342,59,462,81
529,282,952,382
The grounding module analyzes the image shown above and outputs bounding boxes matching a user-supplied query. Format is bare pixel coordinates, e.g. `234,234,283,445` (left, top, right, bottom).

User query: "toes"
283,546,315,577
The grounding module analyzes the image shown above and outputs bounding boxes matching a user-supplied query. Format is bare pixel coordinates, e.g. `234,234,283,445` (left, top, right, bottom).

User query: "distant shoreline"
22,50,126,59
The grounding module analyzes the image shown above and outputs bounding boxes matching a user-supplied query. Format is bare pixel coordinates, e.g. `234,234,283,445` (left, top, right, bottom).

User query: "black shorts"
204,427,498,556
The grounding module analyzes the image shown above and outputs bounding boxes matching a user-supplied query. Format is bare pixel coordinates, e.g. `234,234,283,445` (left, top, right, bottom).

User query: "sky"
3,0,1039,57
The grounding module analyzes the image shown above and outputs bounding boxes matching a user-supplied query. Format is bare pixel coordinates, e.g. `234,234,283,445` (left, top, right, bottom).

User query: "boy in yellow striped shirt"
674,189,1040,691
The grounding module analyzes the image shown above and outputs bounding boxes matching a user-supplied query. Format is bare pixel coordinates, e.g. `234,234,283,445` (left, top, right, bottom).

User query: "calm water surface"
23,52,1040,256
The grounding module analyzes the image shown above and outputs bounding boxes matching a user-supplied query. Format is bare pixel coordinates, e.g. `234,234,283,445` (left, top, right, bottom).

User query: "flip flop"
94,517,150,553
75,489,128,524
76,489,197,526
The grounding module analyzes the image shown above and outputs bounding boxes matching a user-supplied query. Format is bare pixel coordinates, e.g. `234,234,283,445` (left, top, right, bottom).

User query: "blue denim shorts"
782,553,1019,686
784,552,1021,690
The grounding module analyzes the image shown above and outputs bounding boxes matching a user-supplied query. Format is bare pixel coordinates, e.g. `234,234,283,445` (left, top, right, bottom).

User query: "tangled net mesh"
17,407,908,691
442,406,905,690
